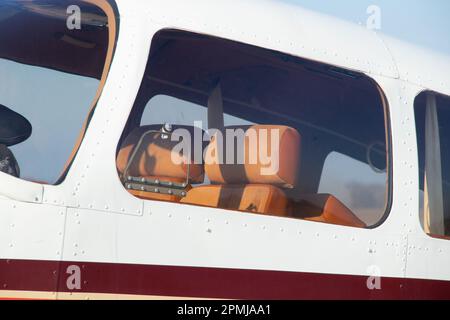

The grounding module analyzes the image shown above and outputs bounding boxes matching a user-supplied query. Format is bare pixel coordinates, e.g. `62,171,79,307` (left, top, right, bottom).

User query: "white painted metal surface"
0,199,65,261
1,0,450,288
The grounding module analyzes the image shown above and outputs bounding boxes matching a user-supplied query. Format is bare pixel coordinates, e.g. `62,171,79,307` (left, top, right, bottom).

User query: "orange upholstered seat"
204,125,301,188
182,125,301,216
290,194,366,228
181,184,290,216
117,124,206,201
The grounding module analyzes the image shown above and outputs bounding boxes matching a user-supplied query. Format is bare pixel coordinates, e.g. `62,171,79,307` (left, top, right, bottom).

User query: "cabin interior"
117,29,390,229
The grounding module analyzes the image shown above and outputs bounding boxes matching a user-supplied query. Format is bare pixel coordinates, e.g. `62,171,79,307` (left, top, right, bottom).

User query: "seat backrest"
181,125,301,215
117,124,206,183
204,125,301,188
117,124,206,201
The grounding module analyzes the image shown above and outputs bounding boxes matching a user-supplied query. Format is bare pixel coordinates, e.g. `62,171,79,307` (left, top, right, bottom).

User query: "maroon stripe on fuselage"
0,259,58,293
1,259,450,299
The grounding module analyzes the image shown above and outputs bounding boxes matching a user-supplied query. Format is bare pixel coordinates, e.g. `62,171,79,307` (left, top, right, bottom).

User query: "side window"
0,0,114,184
117,29,390,229
415,91,450,238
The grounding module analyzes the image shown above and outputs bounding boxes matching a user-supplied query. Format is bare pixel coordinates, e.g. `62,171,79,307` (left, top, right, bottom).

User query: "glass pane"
117,29,389,229
416,92,450,237
0,0,111,184
318,151,386,226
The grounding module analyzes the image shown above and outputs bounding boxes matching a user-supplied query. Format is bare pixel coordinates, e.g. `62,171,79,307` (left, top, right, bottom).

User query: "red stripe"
1,259,450,299
0,259,58,293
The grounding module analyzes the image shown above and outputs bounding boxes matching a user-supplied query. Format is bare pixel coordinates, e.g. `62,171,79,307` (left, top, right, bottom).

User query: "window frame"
55,0,121,185
0,0,119,188
117,28,394,229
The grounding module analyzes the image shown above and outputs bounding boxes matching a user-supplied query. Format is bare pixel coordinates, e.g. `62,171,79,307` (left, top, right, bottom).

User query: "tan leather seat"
204,125,300,188
182,184,290,216
117,123,365,227
290,194,366,228
182,125,301,216
117,125,205,202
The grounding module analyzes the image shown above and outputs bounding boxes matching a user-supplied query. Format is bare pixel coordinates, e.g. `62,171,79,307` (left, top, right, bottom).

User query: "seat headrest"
117,125,206,184
204,125,301,188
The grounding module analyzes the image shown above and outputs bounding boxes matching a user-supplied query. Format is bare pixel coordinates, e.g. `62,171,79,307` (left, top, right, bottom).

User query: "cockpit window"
0,0,116,184
117,29,390,228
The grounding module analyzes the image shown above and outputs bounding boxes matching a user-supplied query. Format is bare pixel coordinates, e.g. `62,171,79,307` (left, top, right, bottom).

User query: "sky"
281,0,450,55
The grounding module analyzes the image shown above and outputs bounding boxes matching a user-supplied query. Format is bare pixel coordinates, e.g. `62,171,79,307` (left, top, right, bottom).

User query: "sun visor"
0,1,110,79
